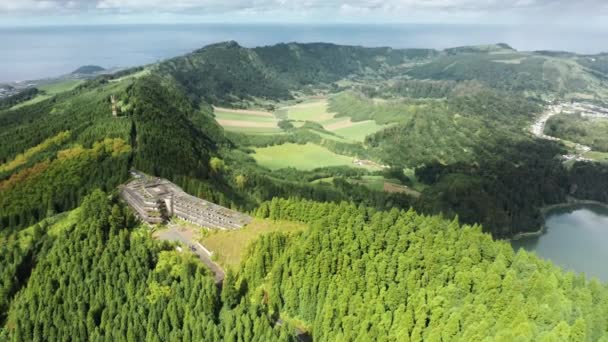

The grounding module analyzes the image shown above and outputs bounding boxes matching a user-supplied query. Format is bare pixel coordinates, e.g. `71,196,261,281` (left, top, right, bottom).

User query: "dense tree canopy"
245,198,608,341
2,40,608,341
1,191,294,341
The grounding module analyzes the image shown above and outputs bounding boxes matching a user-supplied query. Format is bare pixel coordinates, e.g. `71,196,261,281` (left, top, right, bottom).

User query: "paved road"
154,224,225,284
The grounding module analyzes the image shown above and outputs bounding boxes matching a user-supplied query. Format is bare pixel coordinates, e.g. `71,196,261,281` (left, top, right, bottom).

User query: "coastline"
510,197,608,241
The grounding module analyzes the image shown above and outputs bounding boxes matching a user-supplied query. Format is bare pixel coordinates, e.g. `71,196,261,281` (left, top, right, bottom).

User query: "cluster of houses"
0,85,18,99
120,171,251,230
531,102,604,163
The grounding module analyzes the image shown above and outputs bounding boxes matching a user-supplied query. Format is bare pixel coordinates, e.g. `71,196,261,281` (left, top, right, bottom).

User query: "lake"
2,23,608,83
512,203,608,282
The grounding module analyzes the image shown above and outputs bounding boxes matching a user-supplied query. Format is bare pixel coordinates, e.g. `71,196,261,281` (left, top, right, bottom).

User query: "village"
529,102,608,162
0,84,23,99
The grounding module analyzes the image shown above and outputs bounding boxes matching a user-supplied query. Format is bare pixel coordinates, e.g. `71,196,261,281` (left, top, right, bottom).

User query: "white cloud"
0,0,60,12
0,0,606,23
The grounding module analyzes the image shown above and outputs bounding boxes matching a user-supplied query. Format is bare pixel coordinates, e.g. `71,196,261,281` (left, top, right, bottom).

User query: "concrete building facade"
120,173,251,230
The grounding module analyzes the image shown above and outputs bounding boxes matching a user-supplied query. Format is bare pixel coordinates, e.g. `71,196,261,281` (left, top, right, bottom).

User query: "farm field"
281,98,388,142
200,218,307,269
281,99,335,122
252,142,367,170
214,106,281,133
311,130,351,143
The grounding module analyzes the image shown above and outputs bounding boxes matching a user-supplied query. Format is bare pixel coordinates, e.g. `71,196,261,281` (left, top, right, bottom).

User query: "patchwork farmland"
279,98,388,142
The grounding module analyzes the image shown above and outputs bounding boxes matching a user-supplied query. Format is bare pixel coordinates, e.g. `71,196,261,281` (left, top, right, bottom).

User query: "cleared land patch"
214,107,280,133
200,218,307,269
252,143,374,171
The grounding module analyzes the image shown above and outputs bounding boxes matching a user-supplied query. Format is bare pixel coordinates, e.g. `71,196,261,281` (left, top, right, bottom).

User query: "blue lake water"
1,23,608,82
512,204,608,282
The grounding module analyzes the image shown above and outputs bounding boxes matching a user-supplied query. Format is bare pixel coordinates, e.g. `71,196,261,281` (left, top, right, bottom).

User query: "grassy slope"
200,218,307,269
11,79,84,110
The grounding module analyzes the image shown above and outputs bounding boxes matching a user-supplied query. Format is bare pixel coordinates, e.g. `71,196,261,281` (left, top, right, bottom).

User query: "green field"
200,218,307,269
283,100,334,122
214,108,281,134
252,143,361,170
38,79,83,94
332,120,388,142
215,111,276,122
11,79,84,110
584,151,608,163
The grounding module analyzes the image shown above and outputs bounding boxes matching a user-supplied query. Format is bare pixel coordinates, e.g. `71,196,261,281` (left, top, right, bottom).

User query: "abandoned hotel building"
120,173,251,230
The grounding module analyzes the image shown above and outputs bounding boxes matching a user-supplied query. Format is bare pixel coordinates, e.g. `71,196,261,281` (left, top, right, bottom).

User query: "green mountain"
407,46,608,101
157,41,437,106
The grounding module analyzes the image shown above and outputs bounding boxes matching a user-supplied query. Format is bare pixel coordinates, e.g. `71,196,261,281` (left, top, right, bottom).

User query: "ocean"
1,23,607,83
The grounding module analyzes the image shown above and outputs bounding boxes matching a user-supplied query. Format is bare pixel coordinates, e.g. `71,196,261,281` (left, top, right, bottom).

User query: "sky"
0,0,607,27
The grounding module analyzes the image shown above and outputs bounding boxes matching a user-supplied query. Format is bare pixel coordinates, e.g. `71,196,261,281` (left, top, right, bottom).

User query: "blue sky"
0,0,607,26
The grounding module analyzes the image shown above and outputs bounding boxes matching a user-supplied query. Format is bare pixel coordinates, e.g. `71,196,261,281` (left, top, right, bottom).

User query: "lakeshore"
511,202,608,281
510,197,608,241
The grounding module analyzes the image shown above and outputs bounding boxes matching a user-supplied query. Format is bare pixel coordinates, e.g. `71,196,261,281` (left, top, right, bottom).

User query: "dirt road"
154,224,225,284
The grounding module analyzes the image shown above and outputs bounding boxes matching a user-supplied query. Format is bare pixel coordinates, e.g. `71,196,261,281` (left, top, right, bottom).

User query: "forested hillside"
406,47,608,100
2,40,608,341
158,41,438,106
1,191,294,341
129,75,224,179
244,198,608,341
414,140,568,237
0,139,131,230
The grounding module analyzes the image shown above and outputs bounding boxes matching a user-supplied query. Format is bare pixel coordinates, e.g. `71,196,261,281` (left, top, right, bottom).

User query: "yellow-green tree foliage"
245,198,608,341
